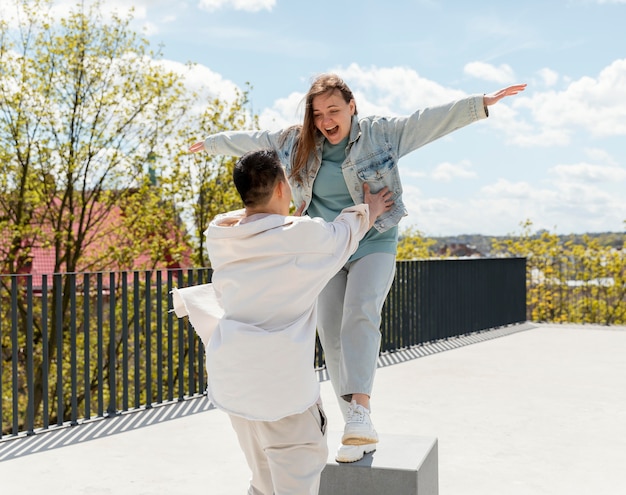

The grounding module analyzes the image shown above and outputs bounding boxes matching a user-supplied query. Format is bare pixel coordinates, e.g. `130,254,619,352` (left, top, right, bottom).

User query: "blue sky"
8,0,626,236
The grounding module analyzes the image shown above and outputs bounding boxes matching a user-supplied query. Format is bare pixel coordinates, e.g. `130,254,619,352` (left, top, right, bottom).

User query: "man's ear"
276,179,287,198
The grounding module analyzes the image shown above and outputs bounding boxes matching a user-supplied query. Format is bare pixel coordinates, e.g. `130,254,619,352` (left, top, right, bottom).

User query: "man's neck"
245,205,287,217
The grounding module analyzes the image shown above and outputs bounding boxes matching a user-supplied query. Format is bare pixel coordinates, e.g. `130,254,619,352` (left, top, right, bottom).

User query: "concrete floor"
1,322,625,495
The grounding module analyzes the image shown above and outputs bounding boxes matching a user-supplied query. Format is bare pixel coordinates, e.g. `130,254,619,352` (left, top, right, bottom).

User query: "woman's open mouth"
326,125,339,137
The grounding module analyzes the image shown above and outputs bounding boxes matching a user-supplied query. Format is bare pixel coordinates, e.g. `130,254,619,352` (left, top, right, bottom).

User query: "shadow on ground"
1,322,535,462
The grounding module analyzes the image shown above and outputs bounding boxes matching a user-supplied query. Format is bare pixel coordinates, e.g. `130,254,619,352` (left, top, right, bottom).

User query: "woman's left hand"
483,84,527,106
189,141,205,153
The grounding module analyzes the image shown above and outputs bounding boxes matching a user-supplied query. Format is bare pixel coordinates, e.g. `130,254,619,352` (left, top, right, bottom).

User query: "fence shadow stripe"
2,322,534,462
0,396,214,462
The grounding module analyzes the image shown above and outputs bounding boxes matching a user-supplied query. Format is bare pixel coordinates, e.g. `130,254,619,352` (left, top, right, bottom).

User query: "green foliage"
1,270,207,434
0,0,190,275
0,0,251,434
397,219,626,325
396,227,438,260
491,220,626,325
166,90,255,267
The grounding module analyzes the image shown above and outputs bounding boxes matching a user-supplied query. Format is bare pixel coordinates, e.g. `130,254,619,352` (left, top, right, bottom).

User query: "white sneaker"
341,400,378,445
335,443,377,463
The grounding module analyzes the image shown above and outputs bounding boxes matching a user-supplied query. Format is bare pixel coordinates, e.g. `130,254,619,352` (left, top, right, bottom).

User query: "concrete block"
320,431,438,495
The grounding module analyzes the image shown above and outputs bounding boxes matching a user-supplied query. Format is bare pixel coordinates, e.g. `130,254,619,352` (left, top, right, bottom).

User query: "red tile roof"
1,197,193,289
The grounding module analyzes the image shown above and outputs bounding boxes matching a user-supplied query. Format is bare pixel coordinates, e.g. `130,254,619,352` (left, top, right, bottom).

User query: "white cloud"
516,58,626,139
161,60,241,102
336,64,467,114
537,68,559,87
464,61,516,84
256,62,532,153
0,1,181,36
583,148,618,166
402,172,626,236
458,169,626,235
431,160,476,182
255,64,470,131
481,179,534,200
159,60,250,127
401,169,428,180
549,162,626,184
258,92,305,130
509,126,571,147
197,0,275,12
51,0,148,20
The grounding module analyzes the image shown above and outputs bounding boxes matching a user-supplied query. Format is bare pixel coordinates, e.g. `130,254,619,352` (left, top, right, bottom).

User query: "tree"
165,90,256,267
0,0,193,275
0,0,250,429
396,227,437,260
491,220,626,324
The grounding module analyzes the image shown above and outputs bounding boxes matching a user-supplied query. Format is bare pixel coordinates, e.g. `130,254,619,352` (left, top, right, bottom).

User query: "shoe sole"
341,433,379,445
335,445,377,463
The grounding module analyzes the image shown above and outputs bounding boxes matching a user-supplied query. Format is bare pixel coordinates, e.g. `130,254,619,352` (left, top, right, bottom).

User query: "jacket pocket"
354,146,396,183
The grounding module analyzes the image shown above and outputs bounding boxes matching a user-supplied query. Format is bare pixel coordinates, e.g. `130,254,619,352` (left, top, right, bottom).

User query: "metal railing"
1,258,526,439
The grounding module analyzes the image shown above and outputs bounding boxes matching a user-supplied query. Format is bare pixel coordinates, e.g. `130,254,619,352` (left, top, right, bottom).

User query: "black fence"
380,258,527,351
1,257,526,439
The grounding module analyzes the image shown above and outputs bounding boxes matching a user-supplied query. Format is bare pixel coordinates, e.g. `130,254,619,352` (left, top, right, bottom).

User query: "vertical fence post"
97,272,104,417
83,273,91,420
144,270,152,409
122,273,129,411
25,276,35,435
54,274,64,427
108,272,118,416
156,270,163,404
70,273,78,425
41,275,50,430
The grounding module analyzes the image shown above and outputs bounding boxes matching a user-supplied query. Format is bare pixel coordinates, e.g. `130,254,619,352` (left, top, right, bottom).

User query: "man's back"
204,206,370,421
206,209,366,330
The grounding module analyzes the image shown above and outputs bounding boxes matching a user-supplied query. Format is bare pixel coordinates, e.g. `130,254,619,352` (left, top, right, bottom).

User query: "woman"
190,73,526,462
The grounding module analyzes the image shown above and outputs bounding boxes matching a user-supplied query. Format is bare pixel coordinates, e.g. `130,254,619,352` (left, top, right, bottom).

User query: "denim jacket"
203,94,487,232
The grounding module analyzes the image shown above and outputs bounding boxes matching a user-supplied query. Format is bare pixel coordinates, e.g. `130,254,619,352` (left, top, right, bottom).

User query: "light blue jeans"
316,252,396,421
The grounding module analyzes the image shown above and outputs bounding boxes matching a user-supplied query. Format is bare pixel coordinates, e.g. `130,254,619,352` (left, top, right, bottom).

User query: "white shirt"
173,205,370,421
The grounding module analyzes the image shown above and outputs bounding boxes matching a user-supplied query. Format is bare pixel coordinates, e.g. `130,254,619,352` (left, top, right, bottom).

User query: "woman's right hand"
363,183,394,228
189,141,205,153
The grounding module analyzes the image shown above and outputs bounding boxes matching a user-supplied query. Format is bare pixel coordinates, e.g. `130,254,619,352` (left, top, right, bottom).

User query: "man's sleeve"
171,283,224,347
316,204,371,268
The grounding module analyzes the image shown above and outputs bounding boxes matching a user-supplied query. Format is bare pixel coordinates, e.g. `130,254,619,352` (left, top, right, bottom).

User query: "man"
172,149,392,494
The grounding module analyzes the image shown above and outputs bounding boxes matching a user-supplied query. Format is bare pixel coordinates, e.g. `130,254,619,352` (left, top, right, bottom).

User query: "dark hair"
291,73,356,184
233,149,285,208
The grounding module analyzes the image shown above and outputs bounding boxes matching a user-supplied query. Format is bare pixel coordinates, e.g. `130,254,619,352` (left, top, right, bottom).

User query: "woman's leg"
339,252,396,402
318,253,395,461
316,266,350,420
318,253,396,418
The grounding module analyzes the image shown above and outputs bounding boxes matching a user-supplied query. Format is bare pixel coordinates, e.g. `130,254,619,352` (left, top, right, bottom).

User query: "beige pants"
229,402,328,495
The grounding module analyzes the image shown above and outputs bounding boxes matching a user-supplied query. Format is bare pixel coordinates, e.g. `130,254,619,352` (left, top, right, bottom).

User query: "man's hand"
363,183,394,228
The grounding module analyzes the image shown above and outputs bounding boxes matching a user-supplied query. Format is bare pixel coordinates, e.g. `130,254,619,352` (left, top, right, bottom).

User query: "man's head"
233,149,291,215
